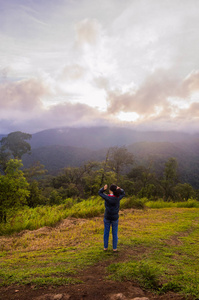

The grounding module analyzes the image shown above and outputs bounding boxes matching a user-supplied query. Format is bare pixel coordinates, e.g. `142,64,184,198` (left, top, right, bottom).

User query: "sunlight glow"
117,111,140,122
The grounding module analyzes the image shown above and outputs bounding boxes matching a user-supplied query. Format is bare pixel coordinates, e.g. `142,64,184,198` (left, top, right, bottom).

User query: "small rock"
34,294,70,300
53,294,63,300
110,293,126,300
15,290,19,293
129,287,145,296
131,297,149,300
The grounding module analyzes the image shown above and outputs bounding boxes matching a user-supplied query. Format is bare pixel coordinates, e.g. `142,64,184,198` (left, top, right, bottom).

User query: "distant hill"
29,127,196,150
0,134,6,140
1,127,197,149
22,145,106,173
1,126,199,188
22,137,199,188
127,140,199,189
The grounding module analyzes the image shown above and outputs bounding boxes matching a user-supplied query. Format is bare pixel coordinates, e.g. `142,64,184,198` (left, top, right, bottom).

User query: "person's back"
98,184,125,251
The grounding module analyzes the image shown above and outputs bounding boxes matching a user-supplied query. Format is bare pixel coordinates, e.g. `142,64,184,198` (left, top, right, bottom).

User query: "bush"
146,199,199,209
120,196,146,209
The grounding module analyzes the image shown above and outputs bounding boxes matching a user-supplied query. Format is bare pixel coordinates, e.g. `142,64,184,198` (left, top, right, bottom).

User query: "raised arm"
118,187,125,200
98,185,109,201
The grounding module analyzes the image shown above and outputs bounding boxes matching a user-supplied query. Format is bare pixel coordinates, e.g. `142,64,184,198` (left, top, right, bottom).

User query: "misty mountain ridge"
22,145,106,173
1,126,199,188
1,127,199,150
22,135,199,188
0,134,6,140
29,126,199,150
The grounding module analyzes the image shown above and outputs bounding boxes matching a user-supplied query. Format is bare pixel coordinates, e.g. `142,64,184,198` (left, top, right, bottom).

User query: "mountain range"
1,127,199,188
29,127,198,150
23,127,199,188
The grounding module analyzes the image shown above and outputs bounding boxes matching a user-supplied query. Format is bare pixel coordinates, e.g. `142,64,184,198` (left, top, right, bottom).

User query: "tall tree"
51,161,100,199
0,148,10,174
0,159,29,223
108,146,134,184
100,148,110,186
174,183,195,201
0,131,32,159
127,165,159,199
161,157,178,201
23,161,47,182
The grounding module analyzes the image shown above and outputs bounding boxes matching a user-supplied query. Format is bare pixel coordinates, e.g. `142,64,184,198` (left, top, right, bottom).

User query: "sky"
1,0,199,134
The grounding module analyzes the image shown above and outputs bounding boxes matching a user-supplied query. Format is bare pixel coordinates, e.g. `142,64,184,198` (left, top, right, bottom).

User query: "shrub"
120,196,146,209
146,199,199,209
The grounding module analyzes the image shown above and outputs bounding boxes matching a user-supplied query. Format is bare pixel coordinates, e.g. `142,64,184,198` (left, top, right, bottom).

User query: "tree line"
0,131,197,223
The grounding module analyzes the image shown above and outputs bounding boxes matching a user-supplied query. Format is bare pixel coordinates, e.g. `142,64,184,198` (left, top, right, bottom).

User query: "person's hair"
110,184,121,198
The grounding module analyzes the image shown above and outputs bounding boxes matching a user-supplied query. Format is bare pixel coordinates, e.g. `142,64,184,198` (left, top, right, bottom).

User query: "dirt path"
0,248,189,300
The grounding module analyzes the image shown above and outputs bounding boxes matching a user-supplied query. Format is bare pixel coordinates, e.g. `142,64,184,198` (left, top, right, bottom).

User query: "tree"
100,148,110,186
127,165,159,199
83,168,116,197
174,183,195,201
23,161,47,182
0,159,29,223
0,148,10,174
23,162,48,207
26,180,47,207
161,157,178,201
0,131,32,159
51,161,100,199
107,146,134,184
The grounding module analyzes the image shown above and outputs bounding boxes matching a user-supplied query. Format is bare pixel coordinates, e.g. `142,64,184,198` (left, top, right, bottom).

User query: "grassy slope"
0,207,199,298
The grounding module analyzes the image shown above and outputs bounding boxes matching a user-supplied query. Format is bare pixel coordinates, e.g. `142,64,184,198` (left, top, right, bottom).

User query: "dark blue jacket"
98,187,125,221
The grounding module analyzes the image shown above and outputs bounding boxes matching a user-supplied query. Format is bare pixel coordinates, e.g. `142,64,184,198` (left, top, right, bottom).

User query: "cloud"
0,79,47,112
74,18,102,46
0,77,110,133
1,67,199,134
180,71,199,97
106,69,199,118
106,69,177,115
1,0,199,134
14,101,110,134
0,66,12,80
58,64,87,81
45,102,105,126
93,76,110,90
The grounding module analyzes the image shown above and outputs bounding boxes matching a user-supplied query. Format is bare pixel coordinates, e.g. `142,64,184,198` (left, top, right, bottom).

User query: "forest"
0,130,198,225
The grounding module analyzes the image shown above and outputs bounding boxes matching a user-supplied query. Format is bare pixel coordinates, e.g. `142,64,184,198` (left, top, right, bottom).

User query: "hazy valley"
19,126,199,188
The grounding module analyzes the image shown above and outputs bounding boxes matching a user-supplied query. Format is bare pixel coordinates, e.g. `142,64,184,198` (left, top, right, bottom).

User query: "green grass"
0,196,144,235
0,197,103,235
0,245,109,286
107,260,161,290
1,196,198,236
0,217,110,286
107,208,199,298
0,200,199,298
146,199,199,209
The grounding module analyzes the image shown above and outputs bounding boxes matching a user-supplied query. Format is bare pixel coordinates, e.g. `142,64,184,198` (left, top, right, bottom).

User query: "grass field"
0,205,199,299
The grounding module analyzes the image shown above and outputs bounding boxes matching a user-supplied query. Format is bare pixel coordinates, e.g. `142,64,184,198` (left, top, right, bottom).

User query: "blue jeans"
104,218,119,250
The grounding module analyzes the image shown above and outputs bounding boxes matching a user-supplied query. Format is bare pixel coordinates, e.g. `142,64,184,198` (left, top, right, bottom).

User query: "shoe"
104,248,108,251
113,249,117,252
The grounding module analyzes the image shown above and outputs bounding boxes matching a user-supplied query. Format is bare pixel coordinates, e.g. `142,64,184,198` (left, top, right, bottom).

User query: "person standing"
98,184,125,251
